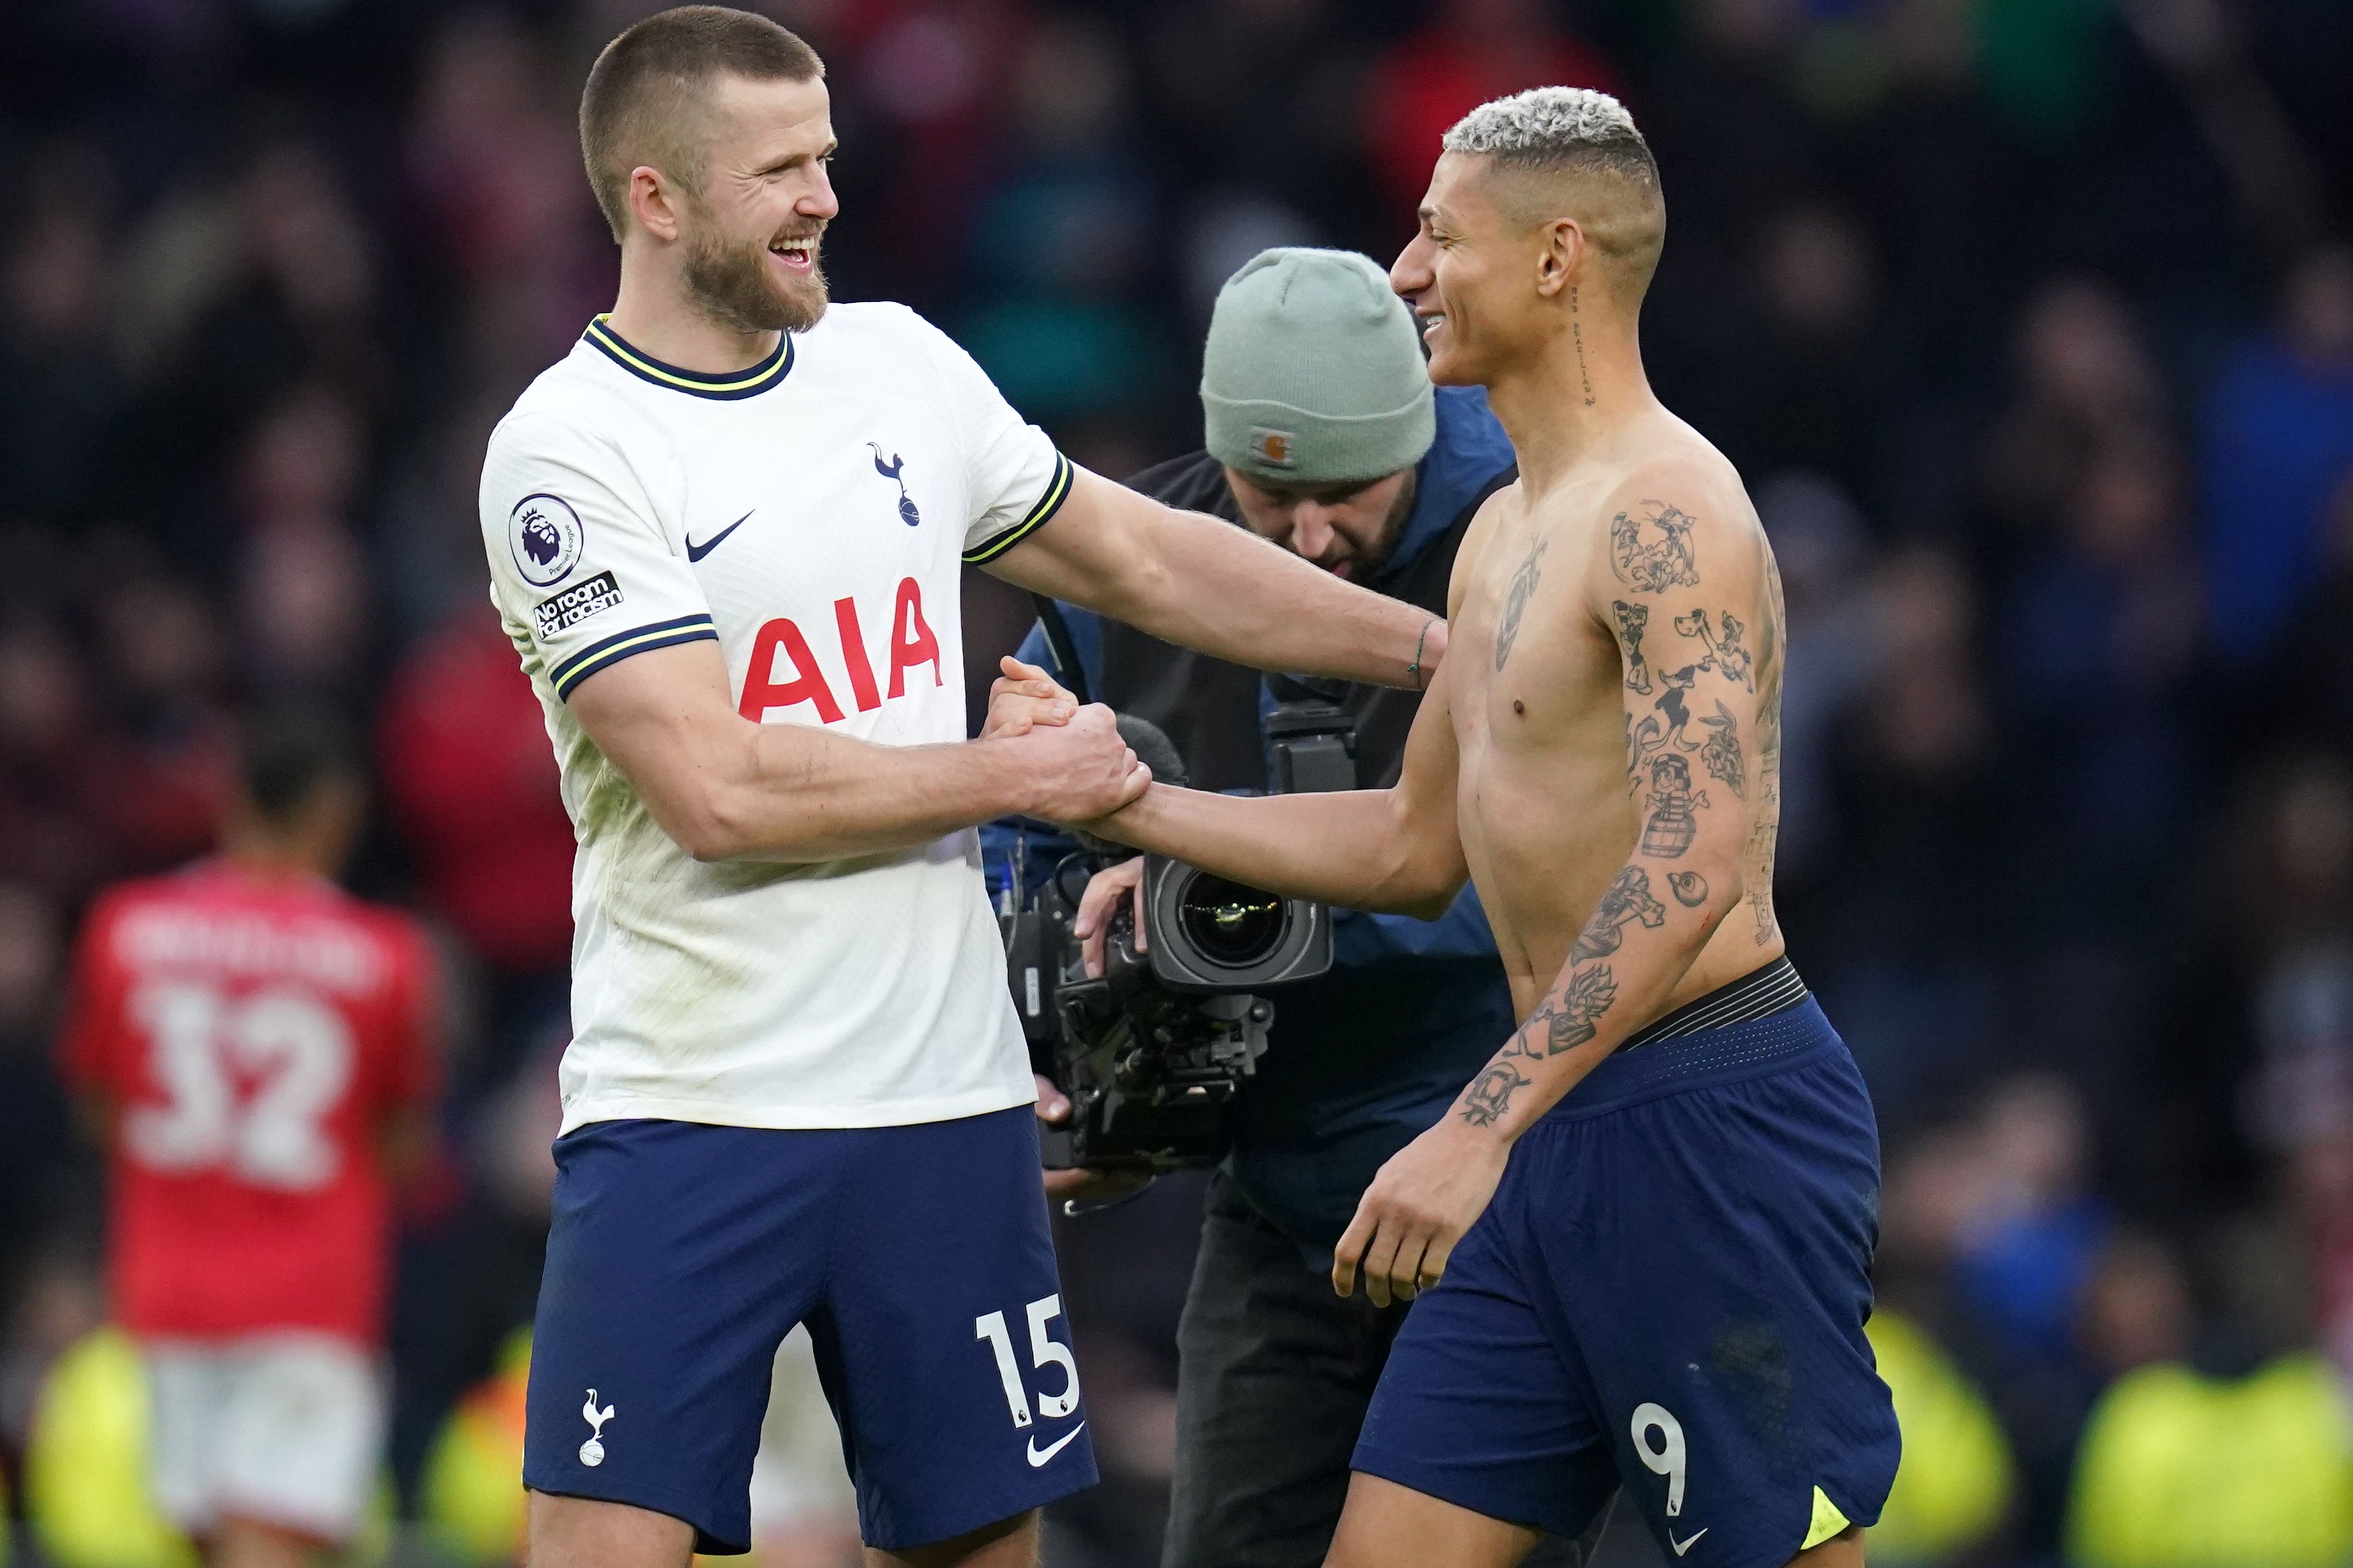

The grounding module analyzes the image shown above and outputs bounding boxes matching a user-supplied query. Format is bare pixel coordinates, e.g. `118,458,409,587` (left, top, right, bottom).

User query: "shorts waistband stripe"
1552,988,1839,1120
1618,956,1807,1054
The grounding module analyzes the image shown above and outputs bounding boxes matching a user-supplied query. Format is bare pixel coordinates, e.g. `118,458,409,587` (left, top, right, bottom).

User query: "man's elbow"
1393,884,1463,922
679,823,742,863
1098,545,1172,628
649,781,751,862
1372,848,1468,921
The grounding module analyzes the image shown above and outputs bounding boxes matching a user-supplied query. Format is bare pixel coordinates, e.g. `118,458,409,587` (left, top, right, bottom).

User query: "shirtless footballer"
1065,89,1901,1568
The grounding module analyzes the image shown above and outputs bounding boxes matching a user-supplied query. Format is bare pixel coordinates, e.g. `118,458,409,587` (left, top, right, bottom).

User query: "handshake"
979,655,1152,824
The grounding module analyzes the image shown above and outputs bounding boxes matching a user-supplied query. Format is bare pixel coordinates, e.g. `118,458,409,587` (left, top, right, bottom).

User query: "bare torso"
1445,408,1785,1023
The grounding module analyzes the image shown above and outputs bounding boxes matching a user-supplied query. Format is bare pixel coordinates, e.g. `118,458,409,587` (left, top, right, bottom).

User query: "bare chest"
1452,514,1625,781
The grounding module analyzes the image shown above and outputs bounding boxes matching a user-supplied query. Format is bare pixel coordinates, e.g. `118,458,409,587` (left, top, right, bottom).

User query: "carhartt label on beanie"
1202,248,1436,487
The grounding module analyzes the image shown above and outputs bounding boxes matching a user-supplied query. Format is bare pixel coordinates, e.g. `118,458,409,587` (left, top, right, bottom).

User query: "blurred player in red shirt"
60,708,440,1568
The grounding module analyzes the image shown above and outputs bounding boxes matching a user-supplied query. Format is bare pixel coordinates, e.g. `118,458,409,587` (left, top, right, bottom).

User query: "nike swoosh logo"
1025,1422,1086,1468
1670,1527,1708,1556
685,511,753,562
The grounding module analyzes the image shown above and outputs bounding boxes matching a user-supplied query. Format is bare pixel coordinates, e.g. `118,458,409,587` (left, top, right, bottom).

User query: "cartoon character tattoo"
1698,700,1745,798
1460,1062,1532,1126
1638,752,1711,859
1672,608,1753,691
1613,600,1653,694
1653,664,1703,752
1525,966,1620,1056
1570,867,1670,962
1610,504,1701,594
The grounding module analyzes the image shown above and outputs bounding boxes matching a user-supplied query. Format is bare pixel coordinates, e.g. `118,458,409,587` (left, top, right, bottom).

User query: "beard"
1336,470,1419,580
681,212,829,335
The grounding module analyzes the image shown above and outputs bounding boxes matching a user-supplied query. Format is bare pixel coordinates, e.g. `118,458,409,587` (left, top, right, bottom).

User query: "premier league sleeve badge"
510,493,587,586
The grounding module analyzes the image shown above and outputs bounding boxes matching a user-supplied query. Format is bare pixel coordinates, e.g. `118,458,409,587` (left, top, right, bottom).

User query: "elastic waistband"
1618,955,1807,1053
1548,974,1836,1121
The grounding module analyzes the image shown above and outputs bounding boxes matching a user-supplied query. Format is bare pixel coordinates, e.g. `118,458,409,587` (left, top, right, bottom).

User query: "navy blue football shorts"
1354,967,1899,1567
521,1107,1096,1553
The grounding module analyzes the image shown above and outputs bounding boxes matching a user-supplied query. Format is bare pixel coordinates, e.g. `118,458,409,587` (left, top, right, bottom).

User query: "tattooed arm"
1333,489,1780,1307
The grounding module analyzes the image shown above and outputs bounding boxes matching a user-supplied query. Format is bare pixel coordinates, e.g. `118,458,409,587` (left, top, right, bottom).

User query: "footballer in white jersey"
492,12,1447,1568
484,301,1071,1134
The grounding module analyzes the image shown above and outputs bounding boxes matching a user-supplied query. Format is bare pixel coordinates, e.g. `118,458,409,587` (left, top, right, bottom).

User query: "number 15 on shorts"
975,1295,1080,1429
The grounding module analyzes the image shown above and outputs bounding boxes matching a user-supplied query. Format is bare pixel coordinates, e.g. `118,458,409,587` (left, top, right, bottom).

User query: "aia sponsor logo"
738,577,944,723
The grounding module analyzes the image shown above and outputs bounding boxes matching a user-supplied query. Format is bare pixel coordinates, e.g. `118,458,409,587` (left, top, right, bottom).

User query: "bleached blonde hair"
1441,87,1663,299
1442,87,1657,189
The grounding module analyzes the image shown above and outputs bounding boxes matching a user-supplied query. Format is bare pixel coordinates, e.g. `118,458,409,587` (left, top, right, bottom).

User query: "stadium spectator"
2200,244,2353,663
2064,1249,2353,1568
1361,0,1620,211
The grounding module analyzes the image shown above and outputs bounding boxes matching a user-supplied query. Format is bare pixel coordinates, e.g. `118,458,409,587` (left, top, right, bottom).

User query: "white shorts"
141,1333,386,1542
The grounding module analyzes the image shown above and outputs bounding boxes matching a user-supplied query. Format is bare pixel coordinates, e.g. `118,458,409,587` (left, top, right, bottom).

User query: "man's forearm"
1111,506,1444,689
996,474,1445,690
1096,782,1458,915
572,640,1064,864
693,726,1037,863
1449,860,1733,1142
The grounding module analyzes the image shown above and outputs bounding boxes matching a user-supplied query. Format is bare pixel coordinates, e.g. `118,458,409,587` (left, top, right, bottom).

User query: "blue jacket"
985,386,1519,1259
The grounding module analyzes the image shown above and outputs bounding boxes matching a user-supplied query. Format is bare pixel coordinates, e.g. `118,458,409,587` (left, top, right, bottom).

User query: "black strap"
1028,594,1093,707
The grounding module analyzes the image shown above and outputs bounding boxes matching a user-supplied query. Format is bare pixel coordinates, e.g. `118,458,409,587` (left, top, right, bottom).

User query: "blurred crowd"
3,0,2353,1564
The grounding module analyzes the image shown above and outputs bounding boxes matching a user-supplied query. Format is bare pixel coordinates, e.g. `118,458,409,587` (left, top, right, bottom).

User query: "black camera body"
1003,702,1356,1173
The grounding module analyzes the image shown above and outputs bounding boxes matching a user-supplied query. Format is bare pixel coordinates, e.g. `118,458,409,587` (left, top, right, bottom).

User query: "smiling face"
1224,465,1418,581
672,73,838,334
1390,153,1544,388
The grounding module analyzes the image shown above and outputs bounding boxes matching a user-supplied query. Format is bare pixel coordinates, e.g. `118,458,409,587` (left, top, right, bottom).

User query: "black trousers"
1163,1170,1590,1568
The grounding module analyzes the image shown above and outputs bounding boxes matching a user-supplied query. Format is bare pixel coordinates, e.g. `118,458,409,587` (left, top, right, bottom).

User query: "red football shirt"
59,860,439,1343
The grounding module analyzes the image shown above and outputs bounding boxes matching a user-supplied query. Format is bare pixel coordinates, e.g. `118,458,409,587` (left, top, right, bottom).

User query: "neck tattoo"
1571,284,1595,408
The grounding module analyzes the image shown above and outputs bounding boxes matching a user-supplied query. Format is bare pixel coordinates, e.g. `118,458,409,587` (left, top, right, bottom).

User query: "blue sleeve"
1329,882,1500,968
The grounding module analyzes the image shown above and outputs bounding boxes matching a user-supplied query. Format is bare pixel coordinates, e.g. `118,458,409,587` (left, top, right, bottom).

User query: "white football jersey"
479,303,1071,1133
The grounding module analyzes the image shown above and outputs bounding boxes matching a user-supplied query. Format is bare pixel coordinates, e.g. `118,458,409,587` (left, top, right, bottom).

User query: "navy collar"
582,316,794,400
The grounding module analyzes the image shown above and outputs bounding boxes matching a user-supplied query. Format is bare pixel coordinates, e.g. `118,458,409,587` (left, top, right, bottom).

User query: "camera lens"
1176,873,1287,967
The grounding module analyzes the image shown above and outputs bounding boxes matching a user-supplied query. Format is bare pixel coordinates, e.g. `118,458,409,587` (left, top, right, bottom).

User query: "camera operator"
1000,249,1571,1568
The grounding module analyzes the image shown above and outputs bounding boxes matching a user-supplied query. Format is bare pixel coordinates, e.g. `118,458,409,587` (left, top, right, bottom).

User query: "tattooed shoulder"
1610,502,1702,594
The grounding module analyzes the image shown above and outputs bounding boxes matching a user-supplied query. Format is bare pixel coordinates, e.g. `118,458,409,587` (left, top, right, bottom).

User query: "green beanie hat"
1201,247,1436,488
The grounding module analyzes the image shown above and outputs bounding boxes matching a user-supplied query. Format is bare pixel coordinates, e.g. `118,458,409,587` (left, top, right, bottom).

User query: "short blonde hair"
1442,86,1657,189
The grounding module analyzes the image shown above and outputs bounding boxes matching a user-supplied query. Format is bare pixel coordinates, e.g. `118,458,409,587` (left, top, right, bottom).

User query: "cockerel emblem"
868,444,922,528
580,1389,616,1466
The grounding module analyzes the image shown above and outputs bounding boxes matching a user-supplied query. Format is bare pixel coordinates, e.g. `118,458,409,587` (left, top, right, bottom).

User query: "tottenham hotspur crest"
579,1389,616,1466
868,444,922,527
